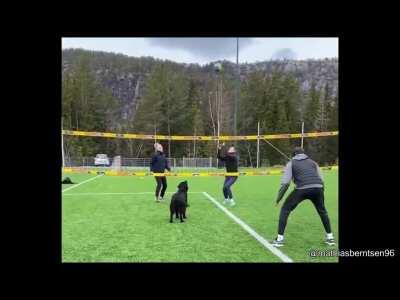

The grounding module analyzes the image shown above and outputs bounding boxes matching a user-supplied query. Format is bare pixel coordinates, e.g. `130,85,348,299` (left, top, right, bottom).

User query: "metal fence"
64,157,230,169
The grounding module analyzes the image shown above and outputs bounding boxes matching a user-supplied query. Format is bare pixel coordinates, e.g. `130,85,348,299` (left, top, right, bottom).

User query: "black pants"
155,176,167,198
278,188,332,235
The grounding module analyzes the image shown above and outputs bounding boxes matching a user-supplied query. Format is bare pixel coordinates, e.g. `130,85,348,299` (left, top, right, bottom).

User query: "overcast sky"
62,37,338,65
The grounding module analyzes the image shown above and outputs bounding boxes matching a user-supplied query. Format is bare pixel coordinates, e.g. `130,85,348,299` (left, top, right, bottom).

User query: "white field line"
62,174,104,193
202,192,293,263
63,191,203,196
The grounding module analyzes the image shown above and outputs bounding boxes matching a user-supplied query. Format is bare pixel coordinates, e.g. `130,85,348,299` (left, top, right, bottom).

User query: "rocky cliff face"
62,49,338,122
240,58,338,94
93,69,147,120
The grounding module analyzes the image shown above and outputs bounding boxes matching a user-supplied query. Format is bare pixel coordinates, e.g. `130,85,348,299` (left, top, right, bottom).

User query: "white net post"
112,156,122,171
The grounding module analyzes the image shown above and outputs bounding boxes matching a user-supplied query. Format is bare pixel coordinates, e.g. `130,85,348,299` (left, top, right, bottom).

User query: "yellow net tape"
62,130,338,141
62,166,338,176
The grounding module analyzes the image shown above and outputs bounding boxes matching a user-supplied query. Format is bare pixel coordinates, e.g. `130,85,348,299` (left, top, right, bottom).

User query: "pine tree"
62,49,338,165
303,81,322,162
325,92,338,164
304,81,321,131
133,63,192,158
238,71,266,166
62,53,118,158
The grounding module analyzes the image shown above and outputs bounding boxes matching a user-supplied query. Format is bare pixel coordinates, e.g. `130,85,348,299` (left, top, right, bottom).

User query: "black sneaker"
325,238,336,246
271,238,284,247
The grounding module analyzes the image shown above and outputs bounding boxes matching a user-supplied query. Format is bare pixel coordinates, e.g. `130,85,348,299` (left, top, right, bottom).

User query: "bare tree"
246,142,253,168
136,142,143,158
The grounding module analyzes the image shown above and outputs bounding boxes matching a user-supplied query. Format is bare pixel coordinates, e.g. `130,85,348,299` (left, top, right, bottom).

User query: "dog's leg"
170,208,173,223
180,208,184,222
185,194,189,207
183,207,186,219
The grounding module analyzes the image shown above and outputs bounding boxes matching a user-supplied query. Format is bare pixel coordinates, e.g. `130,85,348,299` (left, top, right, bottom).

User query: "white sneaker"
272,237,284,247
325,238,336,246
230,199,236,206
223,199,229,205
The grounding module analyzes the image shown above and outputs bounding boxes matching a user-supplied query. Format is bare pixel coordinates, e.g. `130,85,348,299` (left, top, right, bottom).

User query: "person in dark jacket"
217,143,239,206
150,143,171,202
271,147,335,247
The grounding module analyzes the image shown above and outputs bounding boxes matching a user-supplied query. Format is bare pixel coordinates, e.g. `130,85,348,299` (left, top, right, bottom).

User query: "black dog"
170,181,189,223
62,177,74,184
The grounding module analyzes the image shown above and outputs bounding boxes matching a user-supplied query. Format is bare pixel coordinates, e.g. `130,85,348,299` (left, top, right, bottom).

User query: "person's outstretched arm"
217,143,226,161
275,161,292,205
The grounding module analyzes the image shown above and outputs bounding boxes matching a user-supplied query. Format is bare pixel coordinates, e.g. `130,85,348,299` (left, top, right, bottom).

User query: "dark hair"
292,147,305,156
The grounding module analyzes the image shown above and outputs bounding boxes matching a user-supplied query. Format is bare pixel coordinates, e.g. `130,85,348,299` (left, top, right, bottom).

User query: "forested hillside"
62,48,338,165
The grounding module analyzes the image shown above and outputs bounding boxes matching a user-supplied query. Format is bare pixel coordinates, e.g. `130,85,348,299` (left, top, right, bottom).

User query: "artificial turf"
62,170,338,263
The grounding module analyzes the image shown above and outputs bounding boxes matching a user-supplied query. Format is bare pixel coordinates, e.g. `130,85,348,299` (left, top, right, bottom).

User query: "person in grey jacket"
271,147,335,247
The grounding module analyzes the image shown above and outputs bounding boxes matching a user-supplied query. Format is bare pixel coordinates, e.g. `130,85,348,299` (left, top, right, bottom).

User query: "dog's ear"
177,181,188,191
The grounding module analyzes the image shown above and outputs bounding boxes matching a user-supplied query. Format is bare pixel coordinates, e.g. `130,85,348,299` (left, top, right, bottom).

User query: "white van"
94,154,110,166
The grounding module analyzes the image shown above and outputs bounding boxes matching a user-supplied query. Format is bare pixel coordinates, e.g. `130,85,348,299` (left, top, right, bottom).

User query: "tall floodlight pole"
214,62,222,169
301,121,305,148
234,37,239,149
154,123,157,150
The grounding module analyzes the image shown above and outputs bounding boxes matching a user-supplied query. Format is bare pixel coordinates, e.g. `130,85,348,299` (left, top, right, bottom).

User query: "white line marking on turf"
63,191,203,196
62,174,104,193
202,192,293,263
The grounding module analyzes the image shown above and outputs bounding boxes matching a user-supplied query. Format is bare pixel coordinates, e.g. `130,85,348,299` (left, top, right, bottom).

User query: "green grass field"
62,170,338,263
